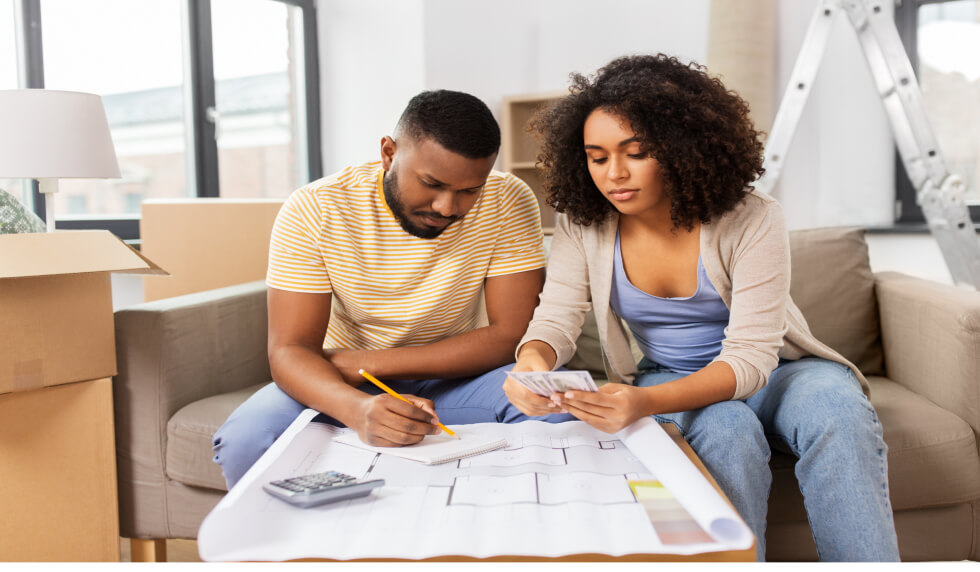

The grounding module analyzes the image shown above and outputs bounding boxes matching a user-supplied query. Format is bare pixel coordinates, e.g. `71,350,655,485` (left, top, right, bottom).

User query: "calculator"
262,470,384,508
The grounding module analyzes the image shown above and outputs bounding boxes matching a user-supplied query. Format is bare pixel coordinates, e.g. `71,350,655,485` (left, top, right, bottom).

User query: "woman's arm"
506,214,595,415
516,214,595,366
713,198,791,399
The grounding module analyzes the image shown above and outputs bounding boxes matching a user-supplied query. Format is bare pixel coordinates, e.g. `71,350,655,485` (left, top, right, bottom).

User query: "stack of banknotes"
507,370,599,396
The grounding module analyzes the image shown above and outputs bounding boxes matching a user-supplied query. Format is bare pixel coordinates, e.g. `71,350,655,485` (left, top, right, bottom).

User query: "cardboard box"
0,378,119,561
141,198,285,301
0,230,166,561
0,230,165,394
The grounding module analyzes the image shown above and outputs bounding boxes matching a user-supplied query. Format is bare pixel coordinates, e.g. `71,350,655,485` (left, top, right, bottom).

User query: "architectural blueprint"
199,409,752,561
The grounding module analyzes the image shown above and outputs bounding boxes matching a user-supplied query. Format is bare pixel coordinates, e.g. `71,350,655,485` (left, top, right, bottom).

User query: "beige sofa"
113,227,980,561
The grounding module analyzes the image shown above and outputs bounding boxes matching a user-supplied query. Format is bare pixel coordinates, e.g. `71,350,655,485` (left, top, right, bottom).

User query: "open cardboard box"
0,230,166,561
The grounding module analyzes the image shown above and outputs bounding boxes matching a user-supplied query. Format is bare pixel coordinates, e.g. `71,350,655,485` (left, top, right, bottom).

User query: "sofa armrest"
875,271,980,440
113,280,271,538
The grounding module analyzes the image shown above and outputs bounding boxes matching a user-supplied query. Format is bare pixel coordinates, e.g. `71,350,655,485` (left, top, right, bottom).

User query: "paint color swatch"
628,480,714,545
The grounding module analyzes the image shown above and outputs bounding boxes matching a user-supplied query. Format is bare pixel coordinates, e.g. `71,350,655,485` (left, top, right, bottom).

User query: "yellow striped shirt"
267,161,545,350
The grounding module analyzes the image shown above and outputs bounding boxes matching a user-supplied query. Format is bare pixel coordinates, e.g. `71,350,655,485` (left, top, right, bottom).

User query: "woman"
504,54,899,561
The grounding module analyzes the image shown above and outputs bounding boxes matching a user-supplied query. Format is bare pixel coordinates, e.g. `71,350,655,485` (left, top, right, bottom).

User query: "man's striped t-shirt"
266,161,546,350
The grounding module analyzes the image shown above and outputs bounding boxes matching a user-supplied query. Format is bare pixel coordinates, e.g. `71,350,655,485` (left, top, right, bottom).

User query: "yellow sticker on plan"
628,480,675,500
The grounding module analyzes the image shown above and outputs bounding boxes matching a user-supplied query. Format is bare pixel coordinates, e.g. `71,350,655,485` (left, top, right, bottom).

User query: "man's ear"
380,136,396,170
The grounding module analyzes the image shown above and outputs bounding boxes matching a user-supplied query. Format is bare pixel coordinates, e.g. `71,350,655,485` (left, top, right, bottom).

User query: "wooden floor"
119,538,202,562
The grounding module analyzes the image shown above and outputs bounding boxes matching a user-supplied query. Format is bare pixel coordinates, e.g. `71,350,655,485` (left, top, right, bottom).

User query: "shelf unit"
500,91,565,233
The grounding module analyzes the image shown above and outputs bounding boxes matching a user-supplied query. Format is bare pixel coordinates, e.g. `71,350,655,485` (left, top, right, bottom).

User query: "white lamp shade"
0,89,121,179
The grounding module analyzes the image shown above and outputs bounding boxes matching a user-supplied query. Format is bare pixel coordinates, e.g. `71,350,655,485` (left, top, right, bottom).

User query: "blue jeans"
212,363,574,489
638,357,899,562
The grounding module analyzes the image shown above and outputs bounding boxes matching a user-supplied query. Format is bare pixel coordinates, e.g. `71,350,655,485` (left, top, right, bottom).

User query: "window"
40,0,189,225
211,0,310,198
123,192,143,214
10,0,321,240
0,1,17,89
0,0,32,209
896,0,980,224
66,194,88,215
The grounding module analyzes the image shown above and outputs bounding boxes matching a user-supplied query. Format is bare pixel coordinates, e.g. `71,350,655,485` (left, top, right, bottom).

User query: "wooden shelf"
501,92,565,233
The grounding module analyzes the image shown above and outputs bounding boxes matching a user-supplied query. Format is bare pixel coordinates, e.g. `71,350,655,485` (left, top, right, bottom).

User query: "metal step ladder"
755,0,980,289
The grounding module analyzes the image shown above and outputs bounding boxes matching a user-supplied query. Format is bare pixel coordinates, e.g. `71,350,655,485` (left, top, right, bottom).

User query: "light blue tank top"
609,232,730,374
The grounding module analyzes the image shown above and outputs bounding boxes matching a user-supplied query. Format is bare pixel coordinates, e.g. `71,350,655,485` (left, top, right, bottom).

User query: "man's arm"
267,287,442,446
326,267,545,382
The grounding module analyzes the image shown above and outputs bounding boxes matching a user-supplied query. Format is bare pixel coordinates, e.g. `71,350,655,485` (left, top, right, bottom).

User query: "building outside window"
40,0,189,222
212,0,309,199
66,194,88,215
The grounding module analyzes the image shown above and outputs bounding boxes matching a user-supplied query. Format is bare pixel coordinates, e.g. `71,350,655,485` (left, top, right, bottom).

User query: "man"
213,90,570,488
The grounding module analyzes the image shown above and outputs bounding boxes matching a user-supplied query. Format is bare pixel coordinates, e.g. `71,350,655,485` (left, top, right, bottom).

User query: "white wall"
317,0,710,171
866,233,952,283
315,0,958,285
422,0,711,118
318,0,426,171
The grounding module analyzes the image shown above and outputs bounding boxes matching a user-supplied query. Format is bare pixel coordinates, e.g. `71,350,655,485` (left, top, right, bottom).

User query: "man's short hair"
396,90,500,159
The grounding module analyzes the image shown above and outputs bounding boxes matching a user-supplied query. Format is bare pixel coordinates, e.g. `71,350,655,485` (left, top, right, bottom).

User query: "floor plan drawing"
199,409,752,561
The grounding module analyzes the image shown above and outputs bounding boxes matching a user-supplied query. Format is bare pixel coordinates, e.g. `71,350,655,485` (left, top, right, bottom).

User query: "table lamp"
0,89,121,232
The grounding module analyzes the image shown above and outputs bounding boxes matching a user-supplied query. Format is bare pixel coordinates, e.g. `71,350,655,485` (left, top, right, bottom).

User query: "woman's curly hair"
528,54,766,228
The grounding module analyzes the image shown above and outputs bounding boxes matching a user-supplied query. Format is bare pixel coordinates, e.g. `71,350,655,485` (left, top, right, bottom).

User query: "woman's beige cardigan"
518,190,867,400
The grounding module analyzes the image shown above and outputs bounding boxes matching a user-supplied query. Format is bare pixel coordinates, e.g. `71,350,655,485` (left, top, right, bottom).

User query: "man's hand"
352,393,443,447
559,383,652,433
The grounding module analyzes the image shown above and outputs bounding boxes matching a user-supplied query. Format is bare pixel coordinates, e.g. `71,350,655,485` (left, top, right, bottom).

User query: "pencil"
358,368,457,438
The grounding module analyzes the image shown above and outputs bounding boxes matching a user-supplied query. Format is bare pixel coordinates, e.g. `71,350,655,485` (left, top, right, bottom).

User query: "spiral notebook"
333,430,508,465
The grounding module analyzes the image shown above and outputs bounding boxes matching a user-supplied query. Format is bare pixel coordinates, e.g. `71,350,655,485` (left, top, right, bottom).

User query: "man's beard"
383,169,460,239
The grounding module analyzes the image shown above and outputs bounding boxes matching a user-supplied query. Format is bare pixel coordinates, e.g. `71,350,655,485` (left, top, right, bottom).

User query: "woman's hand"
503,346,562,417
559,383,652,433
503,375,560,417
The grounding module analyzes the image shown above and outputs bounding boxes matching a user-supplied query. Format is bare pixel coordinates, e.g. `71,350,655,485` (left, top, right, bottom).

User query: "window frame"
895,0,980,225
14,0,322,240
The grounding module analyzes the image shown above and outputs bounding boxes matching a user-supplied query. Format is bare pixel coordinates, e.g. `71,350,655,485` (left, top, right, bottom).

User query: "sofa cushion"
768,376,980,523
166,382,268,491
0,187,45,234
787,227,883,375
868,376,980,509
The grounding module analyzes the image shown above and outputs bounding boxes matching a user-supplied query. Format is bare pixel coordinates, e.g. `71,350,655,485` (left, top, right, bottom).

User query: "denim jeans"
212,363,574,489
637,356,900,561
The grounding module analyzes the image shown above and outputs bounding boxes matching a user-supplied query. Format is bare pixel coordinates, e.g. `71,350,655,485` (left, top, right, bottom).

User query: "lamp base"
38,178,59,233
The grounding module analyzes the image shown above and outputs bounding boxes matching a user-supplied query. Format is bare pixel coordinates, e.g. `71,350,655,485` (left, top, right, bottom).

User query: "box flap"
0,230,168,279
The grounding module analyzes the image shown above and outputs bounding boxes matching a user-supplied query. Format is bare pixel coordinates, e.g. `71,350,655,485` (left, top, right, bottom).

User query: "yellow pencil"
358,368,457,438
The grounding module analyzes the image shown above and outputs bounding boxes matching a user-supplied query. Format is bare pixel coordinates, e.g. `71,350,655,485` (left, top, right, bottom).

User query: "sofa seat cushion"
768,376,980,523
867,376,980,509
166,382,268,491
